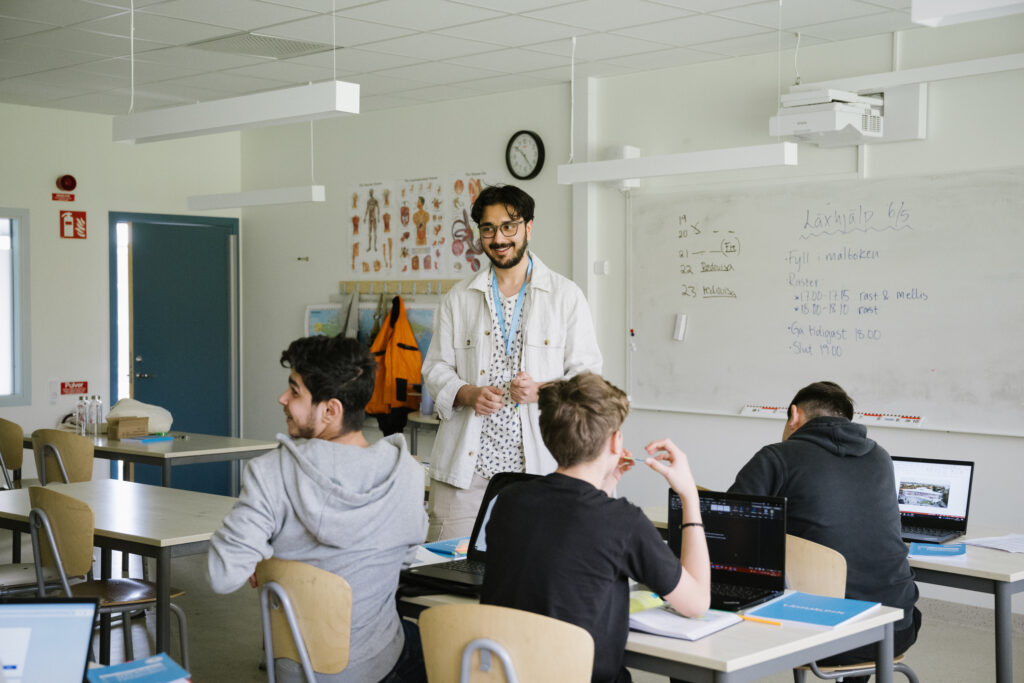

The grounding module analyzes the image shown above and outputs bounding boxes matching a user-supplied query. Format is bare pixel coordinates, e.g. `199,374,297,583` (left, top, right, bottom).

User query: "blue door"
108,213,238,494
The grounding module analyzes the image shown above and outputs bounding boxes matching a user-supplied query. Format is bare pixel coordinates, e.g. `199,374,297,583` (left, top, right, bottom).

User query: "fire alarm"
57,175,77,191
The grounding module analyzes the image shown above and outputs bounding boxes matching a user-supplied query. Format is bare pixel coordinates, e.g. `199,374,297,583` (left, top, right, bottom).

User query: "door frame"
107,212,241,437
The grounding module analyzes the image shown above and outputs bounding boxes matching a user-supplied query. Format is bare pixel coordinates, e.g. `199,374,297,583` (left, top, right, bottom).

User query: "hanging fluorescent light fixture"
911,0,1024,26
557,143,797,185
113,80,359,144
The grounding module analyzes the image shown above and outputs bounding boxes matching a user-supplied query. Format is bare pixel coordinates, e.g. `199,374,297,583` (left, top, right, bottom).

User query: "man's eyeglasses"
478,219,524,239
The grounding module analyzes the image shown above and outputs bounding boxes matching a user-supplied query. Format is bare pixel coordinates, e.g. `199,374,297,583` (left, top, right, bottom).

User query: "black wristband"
680,522,704,529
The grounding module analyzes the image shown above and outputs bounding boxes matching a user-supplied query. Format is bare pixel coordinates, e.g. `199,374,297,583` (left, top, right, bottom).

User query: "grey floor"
13,537,1024,682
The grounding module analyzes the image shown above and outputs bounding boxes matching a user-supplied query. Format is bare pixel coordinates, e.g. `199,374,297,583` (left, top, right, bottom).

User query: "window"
0,208,30,406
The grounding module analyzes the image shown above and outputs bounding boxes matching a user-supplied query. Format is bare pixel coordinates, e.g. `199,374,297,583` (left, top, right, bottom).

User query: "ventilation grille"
191,32,334,60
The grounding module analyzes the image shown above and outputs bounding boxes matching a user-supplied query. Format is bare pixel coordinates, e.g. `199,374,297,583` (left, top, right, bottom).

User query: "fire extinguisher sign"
60,211,87,239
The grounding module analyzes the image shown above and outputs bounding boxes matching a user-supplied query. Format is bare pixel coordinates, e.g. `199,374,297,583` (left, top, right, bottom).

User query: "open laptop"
669,489,787,612
892,456,974,544
401,472,541,596
0,597,98,683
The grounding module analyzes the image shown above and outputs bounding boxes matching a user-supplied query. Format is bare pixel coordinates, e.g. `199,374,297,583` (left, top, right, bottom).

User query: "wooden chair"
0,418,58,584
30,429,94,485
0,417,25,489
786,534,918,683
255,557,352,683
419,603,594,683
27,486,190,667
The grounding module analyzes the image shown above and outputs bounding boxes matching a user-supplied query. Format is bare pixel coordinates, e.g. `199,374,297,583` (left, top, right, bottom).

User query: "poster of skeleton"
349,181,397,274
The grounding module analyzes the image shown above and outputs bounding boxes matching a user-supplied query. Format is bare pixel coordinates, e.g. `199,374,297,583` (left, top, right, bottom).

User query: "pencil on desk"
740,614,781,626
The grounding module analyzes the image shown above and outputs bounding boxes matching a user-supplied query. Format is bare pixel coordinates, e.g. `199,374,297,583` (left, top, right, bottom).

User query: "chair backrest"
31,429,94,485
419,604,594,683
785,534,847,598
255,557,352,676
28,486,95,579
0,418,24,489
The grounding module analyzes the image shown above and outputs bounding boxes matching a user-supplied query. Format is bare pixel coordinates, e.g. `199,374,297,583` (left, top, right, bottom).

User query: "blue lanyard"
491,256,533,357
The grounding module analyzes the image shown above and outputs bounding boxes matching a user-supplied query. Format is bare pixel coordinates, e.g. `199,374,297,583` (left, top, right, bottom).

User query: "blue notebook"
745,591,880,628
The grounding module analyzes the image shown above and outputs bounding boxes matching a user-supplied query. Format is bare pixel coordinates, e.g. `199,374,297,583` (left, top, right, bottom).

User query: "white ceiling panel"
47,88,185,114
529,31,673,60
339,0,500,31
259,14,414,46
132,45,271,69
799,11,916,41
460,71,566,92
222,59,339,82
375,61,503,85
435,15,583,46
448,47,569,73
0,19,63,41
138,0,317,31
526,0,693,32
720,0,889,30
70,55,203,83
696,29,824,57
348,71,427,95
646,0,761,10
616,13,769,46
167,71,291,96
0,41,114,70
0,0,127,26
81,12,238,43
358,32,493,60
288,47,420,72
605,44,722,70
402,83,488,102
7,28,170,58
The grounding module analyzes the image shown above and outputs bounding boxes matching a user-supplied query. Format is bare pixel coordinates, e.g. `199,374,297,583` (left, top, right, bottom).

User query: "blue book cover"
746,591,880,628
908,542,966,558
422,536,470,557
86,652,189,682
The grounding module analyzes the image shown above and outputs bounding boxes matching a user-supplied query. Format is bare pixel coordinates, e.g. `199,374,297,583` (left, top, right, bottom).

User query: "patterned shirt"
475,281,527,478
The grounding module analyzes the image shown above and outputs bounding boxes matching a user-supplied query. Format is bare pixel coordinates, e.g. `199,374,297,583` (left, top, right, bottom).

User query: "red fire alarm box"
60,211,86,239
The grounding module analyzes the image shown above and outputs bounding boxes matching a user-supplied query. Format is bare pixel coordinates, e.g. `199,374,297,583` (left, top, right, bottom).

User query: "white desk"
400,593,902,683
23,431,276,495
909,532,1024,683
645,506,1023,683
0,479,236,660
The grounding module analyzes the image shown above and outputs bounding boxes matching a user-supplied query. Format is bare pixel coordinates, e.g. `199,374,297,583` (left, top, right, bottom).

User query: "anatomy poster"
348,171,506,277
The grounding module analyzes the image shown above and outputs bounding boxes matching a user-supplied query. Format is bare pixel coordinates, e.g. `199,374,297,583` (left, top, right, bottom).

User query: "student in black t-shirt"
480,372,710,683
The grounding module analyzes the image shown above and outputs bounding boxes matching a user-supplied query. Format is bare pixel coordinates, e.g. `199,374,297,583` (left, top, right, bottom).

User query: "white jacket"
423,252,602,488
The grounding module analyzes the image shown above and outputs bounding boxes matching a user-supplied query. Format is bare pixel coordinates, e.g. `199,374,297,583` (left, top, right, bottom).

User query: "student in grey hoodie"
208,335,428,682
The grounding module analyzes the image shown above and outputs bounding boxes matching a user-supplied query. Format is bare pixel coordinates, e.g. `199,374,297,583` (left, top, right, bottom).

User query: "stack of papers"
964,534,1024,553
629,606,741,641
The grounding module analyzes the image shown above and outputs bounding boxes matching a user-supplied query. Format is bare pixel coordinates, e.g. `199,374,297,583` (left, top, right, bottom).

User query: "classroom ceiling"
0,0,920,116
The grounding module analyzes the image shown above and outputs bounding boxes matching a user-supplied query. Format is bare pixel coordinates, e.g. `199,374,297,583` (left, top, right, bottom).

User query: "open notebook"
0,597,98,683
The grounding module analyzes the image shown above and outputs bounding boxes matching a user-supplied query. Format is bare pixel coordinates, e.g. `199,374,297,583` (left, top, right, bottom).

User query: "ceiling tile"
138,0,318,31
70,55,204,83
858,0,911,8
80,12,239,43
0,0,128,26
449,0,574,11
616,14,769,46
459,71,565,92
718,0,886,30
358,32,493,60
0,77,95,102
339,0,501,31
7,27,171,58
605,45,722,70
140,80,233,102
528,32,674,60
222,59,339,82
259,14,414,46
375,61,503,85
43,87,186,114
435,15,583,46
526,0,693,32
447,48,568,73
165,71,291,95
0,18,62,40
646,0,759,10
132,45,271,69
526,61,632,80
695,28,823,57
0,41,113,70
798,10,915,41
288,47,420,72
402,83,488,102
348,71,427,95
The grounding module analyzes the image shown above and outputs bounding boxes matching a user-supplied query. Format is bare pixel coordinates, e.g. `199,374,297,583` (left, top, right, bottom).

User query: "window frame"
0,208,31,406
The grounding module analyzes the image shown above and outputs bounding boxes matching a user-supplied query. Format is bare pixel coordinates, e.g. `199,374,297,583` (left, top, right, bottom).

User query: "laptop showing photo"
669,489,787,612
401,472,541,596
892,456,974,544
0,597,98,683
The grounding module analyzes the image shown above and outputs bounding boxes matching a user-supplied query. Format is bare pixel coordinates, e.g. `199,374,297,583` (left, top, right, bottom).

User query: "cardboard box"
107,416,149,439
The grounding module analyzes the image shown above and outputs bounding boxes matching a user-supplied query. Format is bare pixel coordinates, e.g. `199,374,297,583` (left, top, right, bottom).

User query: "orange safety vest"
366,295,422,415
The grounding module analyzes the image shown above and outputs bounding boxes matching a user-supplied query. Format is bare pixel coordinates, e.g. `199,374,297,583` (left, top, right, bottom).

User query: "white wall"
0,102,241,476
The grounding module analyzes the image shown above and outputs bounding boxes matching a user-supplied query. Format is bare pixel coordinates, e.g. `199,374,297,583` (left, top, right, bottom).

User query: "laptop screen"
892,456,974,530
670,490,786,590
0,598,98,683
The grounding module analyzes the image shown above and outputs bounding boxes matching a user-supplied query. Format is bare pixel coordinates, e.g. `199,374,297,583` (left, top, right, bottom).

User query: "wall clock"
505,130,545,180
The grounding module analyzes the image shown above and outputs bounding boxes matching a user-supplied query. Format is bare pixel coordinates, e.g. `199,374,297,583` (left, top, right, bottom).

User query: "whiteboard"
628,169,1024,436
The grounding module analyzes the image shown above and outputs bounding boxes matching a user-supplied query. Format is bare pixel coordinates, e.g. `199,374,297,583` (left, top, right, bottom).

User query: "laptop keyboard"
903,525,941,536
432,559,486,575
711,582,775,601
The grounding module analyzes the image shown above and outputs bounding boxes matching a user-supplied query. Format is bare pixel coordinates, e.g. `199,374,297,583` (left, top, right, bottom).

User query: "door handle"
134,372,156,379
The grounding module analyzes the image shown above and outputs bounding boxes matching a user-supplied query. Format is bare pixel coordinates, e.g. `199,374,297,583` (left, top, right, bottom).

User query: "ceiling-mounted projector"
769,89,883,147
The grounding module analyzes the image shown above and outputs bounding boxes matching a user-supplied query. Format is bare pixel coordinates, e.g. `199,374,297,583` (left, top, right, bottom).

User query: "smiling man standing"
208,335,427,683
422,184,603,541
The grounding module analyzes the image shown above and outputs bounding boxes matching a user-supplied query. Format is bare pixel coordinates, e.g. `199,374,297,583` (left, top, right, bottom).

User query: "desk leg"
12,530,20,563
156,549,171,654
161,462,172,488
409,423,418,456
874,622,894,683
100,548,112,664
995,582,1012,683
